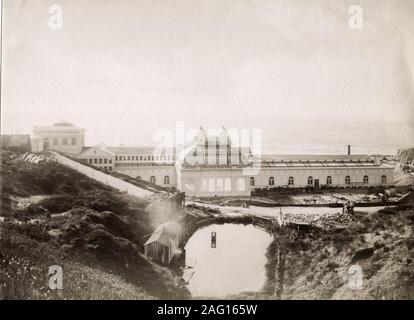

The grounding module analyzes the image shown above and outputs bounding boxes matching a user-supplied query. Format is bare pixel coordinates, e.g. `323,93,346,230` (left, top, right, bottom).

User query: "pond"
183,223,272,298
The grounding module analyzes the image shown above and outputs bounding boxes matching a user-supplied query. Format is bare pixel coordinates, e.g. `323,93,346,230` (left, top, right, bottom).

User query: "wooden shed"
144,221,183,264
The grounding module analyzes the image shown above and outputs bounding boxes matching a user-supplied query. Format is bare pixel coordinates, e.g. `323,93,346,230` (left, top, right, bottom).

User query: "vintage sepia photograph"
1,0,414,306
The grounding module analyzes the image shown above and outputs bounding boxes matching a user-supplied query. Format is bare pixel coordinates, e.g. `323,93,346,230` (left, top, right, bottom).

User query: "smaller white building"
108,146,177,187
77,145,115,171
32,122,85,154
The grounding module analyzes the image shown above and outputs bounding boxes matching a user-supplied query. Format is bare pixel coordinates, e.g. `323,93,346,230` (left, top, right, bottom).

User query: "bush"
28,191,130,216
5,223,51,242
84,229,140,263
83,211,136,242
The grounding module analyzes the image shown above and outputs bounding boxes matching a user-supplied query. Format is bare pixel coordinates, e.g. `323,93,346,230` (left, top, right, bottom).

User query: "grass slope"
0,151,189,299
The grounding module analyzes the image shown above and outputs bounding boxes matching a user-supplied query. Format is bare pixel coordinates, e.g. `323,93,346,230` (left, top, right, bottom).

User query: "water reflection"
184,224,272,297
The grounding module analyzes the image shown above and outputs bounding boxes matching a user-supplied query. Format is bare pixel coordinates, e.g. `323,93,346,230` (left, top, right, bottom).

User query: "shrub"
5,223,51,242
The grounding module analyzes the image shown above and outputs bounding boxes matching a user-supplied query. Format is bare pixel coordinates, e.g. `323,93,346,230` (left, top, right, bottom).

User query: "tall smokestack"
348,145,351,155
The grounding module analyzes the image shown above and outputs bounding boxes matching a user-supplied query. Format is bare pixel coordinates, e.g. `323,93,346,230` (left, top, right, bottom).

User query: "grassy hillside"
0,151,190,299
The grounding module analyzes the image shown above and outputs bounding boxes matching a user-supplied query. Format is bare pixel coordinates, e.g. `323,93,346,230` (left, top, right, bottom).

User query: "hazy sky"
1,0,413,153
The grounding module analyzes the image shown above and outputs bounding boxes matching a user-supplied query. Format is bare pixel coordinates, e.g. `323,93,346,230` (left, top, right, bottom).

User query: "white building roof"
78,145,115,157
106,146,175,155
260,154,372,162
251,154,394,169
33,122,84,134
144,221,182,247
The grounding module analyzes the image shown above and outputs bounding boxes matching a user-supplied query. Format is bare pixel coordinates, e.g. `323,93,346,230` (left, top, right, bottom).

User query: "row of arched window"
135,174,387,187
136,175,170,185
199,178,244,192
249,175,387,186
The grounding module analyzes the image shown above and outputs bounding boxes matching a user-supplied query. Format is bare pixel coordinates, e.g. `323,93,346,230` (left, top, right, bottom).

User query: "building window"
164,176,170,185
109,159,112,164
200,179,207,191
237,178,245,192
216,178,223,192
250,177,255,186
108,167,112,171
94,159,97,164
288,176,294,186
208,178,215,192
345,175,351,185
326,176,332,185
127,156,130,161
43,139,50,149
269,177,274,186
71,137,76,145
62,137,68,145
140,156,143,161
381,175,387,185
104,158,107,164
150,176,156,184
89,159,92,164
99,158,102,164
307,176,313,186
115,156,118,161
53,137,58,145
224,178,231,191
363,175,369,184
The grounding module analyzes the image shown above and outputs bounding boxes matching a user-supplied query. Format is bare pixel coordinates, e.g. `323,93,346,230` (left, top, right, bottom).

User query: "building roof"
144,221,182,247
258,162,379,168
250,154,395,168
107,146,175,155
78,145,115,157
181,137,253,166
54,121,75,127
144,229,173,247
33,122,84,134
260,154,372,162
155,221,182,232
